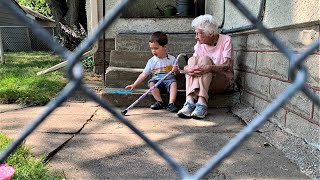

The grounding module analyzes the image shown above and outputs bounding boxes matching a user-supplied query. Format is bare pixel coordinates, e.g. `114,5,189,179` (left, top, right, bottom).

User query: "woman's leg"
178,56,212,118
185,56,198,103
209,71,230,94
178,57,198,117
191,56,212,119
191,56,213,103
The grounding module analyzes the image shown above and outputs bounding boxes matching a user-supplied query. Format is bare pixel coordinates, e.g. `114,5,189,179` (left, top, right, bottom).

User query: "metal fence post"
0,28,5,64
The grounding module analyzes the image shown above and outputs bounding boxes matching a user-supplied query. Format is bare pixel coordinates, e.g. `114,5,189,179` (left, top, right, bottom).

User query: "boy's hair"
149,31,168,46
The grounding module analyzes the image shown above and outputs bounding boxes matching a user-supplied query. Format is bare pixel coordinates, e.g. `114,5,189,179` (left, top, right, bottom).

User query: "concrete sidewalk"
0,100,312,179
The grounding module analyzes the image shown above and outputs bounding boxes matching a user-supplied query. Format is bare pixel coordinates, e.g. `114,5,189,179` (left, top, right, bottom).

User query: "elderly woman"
177,14,234,119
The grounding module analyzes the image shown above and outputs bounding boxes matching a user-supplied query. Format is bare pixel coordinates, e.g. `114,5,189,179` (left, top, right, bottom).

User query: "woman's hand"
198,64,212,74
184,64,212,76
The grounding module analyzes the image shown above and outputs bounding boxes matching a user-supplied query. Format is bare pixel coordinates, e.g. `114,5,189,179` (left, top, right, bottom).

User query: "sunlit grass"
0,133,65,179
0,51,67,105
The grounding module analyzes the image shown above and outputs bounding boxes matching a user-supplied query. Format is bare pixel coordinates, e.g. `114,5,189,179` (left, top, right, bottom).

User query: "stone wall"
232,24,320,148
120,0,176,17
206,0,320,30
93,39,114,74
95,0,193,39
93,34,196,74
204,0,320,149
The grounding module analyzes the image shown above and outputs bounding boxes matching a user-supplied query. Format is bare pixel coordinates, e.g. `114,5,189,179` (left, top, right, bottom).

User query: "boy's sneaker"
167,103,179,112
191,103,208,119
177,101,196,118
150,101,166,110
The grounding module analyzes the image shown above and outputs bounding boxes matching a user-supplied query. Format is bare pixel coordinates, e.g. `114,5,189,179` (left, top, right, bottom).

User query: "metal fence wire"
0,0,319,179
0,26,54,51
0,27,31,52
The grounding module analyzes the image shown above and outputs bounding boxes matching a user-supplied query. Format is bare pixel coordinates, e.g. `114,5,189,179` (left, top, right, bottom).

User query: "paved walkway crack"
43,107,100,163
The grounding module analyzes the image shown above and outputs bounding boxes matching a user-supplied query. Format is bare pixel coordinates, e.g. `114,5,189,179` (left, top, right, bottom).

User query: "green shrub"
81,56,94,71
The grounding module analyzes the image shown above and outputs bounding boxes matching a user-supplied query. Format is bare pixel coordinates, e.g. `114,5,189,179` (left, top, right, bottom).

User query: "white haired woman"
177,14,234,119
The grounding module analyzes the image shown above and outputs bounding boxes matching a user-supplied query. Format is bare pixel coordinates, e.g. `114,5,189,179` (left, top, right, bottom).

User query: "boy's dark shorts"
148,78,176,94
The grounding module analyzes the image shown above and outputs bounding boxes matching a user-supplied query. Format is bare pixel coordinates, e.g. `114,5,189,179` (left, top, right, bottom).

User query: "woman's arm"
184,64,202,76
209,58,233,73
186,57,232,76
183,54,233,75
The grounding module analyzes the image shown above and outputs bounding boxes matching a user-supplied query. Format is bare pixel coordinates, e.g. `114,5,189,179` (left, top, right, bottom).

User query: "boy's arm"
125,72,149,90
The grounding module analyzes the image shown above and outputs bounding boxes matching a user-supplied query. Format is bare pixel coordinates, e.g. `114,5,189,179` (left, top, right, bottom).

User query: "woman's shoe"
177,101,195,118
191,103,207,119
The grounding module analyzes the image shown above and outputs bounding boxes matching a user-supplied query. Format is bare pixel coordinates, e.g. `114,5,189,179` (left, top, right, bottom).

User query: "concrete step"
101,88,241,108
105,31,240,110
110,50,191,69
105,67,186,89
102,88,187,108
110,50,151,68
115,33,196,52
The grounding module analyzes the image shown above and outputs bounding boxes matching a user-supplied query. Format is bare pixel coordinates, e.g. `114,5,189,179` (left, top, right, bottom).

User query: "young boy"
125,31,179,112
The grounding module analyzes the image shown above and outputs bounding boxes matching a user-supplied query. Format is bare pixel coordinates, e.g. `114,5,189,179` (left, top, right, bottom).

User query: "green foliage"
81,56,94,71
0,52,67,106
0,133,65,179
17,0,52,18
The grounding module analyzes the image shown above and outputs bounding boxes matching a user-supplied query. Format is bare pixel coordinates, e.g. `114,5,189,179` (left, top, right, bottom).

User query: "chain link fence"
29,27,54,51
0,26,54,51
0,0,319,179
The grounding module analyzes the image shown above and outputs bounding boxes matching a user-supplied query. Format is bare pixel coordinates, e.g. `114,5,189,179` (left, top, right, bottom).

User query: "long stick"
121,53,187,115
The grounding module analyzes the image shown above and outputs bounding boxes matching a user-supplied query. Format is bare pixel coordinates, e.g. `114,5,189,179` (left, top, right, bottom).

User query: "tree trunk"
45,0,87,51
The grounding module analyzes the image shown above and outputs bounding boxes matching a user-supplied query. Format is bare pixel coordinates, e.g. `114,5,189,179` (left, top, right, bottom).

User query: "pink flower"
0,164,15,180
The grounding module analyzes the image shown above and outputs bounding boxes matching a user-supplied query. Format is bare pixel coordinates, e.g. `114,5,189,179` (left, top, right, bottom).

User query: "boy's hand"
172,65,178,72
172,65,179,75
125,84,135,90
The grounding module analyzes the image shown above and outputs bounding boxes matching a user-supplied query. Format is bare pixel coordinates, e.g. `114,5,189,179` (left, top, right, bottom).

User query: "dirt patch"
83,71,104,94
66,71,104,102
84,71,103,85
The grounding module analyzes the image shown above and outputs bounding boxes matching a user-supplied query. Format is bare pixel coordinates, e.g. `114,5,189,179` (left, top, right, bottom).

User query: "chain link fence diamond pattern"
0,0,319,179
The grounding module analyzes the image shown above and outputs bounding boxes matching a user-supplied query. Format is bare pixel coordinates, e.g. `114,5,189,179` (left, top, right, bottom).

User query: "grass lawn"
0,133,65,179
0,52,99,179
0,52,68,106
